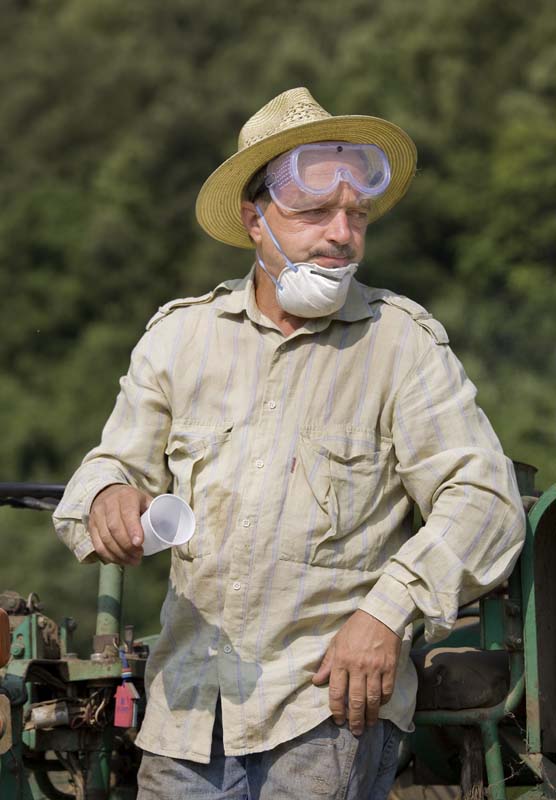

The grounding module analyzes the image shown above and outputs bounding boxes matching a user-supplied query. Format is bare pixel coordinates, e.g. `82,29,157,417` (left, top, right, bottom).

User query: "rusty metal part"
26,592,42,613
0,695,13,755
124,624,134,651
37,614,61,658
91,634,119,661
0,591,45,618
0,591,28,615
461,728,484,800
28,701,71,730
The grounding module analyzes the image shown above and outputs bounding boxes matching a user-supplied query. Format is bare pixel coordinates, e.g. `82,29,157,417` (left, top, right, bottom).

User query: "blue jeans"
137,702,401,799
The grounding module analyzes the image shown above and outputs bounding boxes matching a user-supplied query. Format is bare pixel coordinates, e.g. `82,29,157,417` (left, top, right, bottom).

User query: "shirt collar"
212,266,267,326
330,277,377,322
212,266,376,326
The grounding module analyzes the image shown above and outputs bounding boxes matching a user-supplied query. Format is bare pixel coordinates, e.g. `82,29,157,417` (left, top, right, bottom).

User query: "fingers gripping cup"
140,494,195,556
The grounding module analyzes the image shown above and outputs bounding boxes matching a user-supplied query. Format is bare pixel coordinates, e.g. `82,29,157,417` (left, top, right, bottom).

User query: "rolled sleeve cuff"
74,537,97,563
53,477,129,564
359,573,420,638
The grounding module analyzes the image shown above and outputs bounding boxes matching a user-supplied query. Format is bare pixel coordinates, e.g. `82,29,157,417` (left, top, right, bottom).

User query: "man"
54,88,525,799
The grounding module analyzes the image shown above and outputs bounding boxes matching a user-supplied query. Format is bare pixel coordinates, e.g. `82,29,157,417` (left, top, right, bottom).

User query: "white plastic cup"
140,494,195,556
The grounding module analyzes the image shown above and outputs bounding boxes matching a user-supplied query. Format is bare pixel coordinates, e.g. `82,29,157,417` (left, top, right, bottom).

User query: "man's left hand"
312,610,401,736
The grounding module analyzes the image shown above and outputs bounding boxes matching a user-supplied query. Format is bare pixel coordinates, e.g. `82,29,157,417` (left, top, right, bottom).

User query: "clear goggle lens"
264,142,391,212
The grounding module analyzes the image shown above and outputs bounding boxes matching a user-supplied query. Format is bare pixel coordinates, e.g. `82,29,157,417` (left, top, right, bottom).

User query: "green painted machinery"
0,485,147,799
402,464,556,799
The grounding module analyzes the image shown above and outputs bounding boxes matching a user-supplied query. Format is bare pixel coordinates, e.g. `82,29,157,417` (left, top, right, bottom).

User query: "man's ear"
240,201,263,245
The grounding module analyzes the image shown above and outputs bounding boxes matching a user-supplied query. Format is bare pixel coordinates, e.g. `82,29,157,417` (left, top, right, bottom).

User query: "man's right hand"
89,484,152,566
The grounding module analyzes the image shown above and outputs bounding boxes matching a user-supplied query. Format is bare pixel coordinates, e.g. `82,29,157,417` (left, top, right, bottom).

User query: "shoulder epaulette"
366,288,449,345
146,291,215,330
144,276,249,330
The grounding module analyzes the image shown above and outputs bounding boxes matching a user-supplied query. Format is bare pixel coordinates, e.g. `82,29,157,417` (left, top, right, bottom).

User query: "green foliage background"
1,0,554,653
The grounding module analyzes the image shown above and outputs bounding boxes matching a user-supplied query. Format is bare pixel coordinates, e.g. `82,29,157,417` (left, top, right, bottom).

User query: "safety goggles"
262,142,391,212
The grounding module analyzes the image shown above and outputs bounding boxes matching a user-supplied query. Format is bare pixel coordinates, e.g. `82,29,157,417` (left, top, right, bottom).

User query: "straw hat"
195,87,417,249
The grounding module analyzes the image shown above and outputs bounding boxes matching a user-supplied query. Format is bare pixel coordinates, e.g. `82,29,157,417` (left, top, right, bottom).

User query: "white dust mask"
255,205,358,319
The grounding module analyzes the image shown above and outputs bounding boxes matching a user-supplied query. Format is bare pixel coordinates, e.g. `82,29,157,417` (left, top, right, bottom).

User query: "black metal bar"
0,483,66,510
0,483,66,499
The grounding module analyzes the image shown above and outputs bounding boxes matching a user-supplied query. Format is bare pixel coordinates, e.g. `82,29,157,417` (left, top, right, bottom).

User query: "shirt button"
255,459,264,469
233,582,241,591
268,400,277,410
223,645,232,654
242,519,250,528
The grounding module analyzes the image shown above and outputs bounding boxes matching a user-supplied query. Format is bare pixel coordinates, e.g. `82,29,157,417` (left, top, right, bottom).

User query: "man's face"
241,153,370,278
261,187,368,271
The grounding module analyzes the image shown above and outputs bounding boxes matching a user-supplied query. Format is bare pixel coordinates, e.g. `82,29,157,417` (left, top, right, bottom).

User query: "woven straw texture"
196,88,417,249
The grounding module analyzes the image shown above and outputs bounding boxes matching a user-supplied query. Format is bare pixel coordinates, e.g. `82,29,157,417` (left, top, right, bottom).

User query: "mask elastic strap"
256,253,283,291
254,204,299,281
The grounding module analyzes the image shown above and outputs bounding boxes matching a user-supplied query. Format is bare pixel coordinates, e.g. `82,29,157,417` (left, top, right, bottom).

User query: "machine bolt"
10,642,24,658
90,652,107,663
124,624,135,650
506,602,521,617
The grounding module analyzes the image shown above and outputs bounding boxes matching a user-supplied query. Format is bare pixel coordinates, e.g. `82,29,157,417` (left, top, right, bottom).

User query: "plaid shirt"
54,269,525,763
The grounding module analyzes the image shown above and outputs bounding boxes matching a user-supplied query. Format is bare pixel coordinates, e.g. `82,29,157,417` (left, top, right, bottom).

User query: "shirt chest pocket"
165,420,234,559
280,427,392,569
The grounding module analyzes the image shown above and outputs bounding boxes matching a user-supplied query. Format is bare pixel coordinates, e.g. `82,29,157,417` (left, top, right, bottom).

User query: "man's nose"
325,209,352,244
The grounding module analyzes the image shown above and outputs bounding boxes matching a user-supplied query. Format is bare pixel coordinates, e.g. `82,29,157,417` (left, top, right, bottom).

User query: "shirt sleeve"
52,328,172,562
359,339,526,642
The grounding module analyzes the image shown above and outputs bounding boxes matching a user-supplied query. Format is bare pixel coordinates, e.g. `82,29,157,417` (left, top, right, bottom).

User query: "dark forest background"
1,0,554,653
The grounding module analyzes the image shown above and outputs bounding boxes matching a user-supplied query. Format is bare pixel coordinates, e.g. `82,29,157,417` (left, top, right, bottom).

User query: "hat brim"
195,115,417,249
